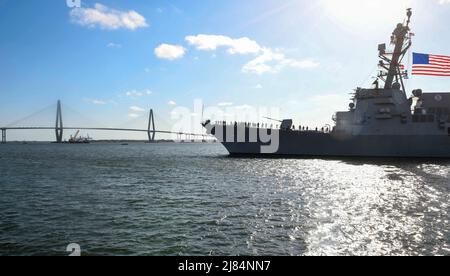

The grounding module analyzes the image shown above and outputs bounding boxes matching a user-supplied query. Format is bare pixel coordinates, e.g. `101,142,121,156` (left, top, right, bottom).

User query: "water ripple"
0,143,449,255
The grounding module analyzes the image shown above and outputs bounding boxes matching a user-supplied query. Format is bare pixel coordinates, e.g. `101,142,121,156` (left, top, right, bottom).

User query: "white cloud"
170,4,184,15
439,0,450,4
242,48,319,74
125,90,152,97
235,104,253,110
185,34,261,55
218,102,233,107
92,100,106,105
85,98,107,105
70,3,148,30
129,106,145,112
168,100,177,106
107,42,122,48
186,34,318,74
128,113,141,118
154,44,186,60
254,84,263,89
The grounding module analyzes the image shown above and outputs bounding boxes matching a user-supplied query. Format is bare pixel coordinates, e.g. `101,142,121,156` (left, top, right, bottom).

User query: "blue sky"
1,0,450,140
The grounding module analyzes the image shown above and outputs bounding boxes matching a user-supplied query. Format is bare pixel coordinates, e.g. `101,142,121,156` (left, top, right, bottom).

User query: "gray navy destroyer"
203,9,450,158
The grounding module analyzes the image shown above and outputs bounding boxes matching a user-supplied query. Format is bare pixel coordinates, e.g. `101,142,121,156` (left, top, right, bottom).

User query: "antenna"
406,8,412,27
377,8,413,92
263,117,283,123
201,103,205,122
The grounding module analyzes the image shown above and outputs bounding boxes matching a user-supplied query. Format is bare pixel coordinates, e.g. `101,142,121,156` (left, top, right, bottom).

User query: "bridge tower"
55,100,63,143
1,128,6,144
148,109,156,142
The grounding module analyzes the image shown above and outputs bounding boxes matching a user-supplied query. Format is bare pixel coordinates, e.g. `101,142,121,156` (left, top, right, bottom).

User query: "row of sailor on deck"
213,121,331,133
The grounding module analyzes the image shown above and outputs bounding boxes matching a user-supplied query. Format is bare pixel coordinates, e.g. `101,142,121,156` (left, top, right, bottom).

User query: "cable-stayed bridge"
0,100,209,143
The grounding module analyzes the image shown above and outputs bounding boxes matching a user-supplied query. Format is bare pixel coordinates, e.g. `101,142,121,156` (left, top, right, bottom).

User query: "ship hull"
213,128,450,158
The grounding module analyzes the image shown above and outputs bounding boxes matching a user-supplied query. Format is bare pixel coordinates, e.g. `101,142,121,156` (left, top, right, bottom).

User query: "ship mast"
377,8,413,92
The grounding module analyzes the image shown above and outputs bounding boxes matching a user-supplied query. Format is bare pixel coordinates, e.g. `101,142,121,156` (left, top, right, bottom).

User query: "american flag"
412,53,450,76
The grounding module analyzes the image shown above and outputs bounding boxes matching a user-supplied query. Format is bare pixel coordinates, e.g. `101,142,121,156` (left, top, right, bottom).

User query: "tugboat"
203,9,450,158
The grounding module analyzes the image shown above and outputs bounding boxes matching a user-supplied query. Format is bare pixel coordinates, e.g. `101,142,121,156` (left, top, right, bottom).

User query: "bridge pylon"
55,100,63,143
148,109,156,142
1,128,6,144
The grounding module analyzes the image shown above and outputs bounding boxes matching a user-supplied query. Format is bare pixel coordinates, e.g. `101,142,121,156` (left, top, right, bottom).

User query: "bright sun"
321,0,413,29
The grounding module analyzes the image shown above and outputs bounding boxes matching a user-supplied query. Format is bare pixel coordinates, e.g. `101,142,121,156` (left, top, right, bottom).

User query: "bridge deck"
0,127,206,137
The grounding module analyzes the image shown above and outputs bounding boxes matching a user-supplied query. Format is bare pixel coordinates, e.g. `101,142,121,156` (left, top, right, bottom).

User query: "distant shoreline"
1,139,217,144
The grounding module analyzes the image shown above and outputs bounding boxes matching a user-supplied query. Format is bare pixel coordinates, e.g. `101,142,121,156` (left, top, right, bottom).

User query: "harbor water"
0,143,449,256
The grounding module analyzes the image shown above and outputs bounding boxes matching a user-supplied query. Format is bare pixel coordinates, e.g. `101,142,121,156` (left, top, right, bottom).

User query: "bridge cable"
5,103,56,128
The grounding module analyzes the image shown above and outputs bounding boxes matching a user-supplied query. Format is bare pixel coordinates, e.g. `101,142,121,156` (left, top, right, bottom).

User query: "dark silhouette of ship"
203,9,450,158
68,130,91,144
